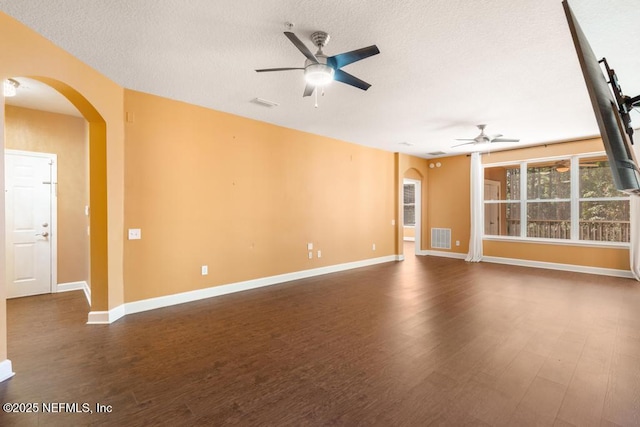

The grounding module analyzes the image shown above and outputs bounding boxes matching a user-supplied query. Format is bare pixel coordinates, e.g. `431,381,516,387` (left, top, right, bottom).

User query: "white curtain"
630,143,640,280
466,151,483,262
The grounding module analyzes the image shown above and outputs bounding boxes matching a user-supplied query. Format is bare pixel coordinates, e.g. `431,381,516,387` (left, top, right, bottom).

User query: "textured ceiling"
1,0,639,158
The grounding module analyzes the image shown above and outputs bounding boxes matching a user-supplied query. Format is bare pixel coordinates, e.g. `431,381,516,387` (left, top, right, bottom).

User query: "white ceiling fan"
453,124,520,147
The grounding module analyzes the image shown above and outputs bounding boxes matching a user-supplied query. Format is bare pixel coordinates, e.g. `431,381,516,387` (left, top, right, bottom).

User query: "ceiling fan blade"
333,69,371,91
328,45,380,69
284,32,318,63
255,67,304,72
452,141,476,148
491,138,520,143
455,138,476,142
303,84,315,97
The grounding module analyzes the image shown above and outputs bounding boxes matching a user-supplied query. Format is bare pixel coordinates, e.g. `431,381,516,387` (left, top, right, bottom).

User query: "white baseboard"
88,254,401,324
57,281,91,305
0,359,15,383
87,304,125,324
482,256,634,279
423,250,467,259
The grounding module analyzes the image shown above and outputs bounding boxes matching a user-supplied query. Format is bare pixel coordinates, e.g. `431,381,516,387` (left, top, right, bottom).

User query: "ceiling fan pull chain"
315,89,319,108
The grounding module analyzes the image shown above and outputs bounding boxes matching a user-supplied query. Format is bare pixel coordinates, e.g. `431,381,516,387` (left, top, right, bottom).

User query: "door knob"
36,231,49,237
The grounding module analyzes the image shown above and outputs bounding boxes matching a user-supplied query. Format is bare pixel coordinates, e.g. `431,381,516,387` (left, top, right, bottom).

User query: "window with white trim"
403,183,416,227
483,155,630,243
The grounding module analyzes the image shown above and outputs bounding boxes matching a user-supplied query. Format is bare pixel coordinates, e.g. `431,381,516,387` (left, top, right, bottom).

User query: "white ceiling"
5,77,81,117
1,0,639,158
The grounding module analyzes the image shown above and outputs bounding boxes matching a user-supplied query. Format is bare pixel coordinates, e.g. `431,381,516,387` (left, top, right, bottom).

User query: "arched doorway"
403,168,423,256
4,77,89,302
3,76,109,313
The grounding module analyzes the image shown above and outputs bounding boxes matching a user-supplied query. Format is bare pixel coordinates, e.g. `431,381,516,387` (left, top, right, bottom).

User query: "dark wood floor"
2,245,640,426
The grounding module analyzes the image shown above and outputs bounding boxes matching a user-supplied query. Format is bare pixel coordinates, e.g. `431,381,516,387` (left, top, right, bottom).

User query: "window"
578,156,630,242
403,183,415,227
526,160,571,239
483,155,630,243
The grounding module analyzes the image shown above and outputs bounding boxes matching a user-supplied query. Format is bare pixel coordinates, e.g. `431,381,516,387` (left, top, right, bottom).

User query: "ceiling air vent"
427,151,446,156
250,98,279,108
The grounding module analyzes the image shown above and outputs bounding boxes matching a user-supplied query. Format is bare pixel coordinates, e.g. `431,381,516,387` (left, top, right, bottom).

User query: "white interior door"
5,151,56,298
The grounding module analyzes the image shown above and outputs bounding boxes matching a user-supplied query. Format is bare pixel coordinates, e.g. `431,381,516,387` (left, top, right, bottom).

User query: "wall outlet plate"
128,228,141,240
201,265,208,275
307,242,313,250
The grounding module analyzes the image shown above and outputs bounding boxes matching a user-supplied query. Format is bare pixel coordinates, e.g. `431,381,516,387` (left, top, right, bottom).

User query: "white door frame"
5,149,58,294
403,178,422,254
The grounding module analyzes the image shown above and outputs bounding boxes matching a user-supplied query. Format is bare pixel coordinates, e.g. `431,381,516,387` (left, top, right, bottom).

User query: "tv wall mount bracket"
600,57,640,144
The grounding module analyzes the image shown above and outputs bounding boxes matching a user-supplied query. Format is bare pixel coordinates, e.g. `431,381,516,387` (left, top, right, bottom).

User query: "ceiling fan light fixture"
304,64,334,86
3,78,19,97
556,166,570,173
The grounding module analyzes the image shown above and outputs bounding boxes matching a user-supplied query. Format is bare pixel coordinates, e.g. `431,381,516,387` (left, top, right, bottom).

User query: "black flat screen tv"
562,0,640,195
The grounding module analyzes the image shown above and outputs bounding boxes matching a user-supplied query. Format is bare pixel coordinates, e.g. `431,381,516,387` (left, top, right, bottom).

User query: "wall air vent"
250,98,279,108
431,228,451,249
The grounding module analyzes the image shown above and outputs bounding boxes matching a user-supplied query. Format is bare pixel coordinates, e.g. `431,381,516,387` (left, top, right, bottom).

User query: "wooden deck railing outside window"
501,219,630,242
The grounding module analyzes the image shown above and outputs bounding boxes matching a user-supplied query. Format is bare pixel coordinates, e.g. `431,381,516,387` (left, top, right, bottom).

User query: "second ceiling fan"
256,29,380,97
453,124,520,147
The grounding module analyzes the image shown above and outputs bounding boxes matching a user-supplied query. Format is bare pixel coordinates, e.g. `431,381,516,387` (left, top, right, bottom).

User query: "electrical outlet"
372,243,376,251
391,219,396,226
128,228,141,240
307,242,313,250
201,265,208,275
456,240,460,246
308,251,313,259
317,250,322,258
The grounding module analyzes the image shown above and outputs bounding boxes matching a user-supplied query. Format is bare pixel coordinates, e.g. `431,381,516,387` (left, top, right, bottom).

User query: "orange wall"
481,138,605,164
5,106,90,284
481,138,629,270
123,90,396,302
426,155,470,254
484,240,629,270
403,227,415,239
